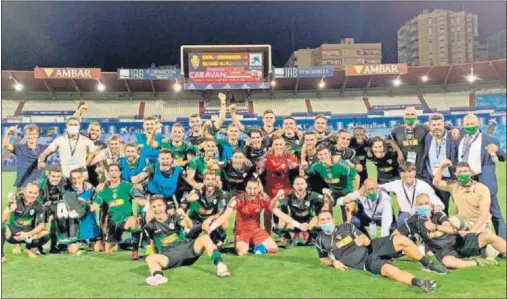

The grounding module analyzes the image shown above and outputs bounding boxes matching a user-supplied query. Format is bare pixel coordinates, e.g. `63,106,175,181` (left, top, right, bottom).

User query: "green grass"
1,164,506,298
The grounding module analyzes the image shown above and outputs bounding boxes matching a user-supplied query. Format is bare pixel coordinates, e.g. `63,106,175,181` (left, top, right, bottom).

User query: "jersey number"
56,202,80,219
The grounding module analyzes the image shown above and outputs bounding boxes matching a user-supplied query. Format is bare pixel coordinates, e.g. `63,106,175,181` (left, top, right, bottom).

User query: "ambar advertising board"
34,67,102,80
345,63,408,76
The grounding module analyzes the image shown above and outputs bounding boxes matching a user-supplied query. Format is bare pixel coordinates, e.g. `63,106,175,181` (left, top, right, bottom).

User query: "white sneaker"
217,263,231,278
145,274,168,286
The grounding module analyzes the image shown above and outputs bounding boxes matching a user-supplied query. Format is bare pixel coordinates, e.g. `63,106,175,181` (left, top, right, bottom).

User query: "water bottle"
491,152,499,163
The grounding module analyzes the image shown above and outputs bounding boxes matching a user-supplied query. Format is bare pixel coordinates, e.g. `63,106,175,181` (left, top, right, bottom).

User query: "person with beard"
143,196,230,286
119,143,146,182
367,137,400,184
434,160,501,258
388,107,460,178
148,122,199,204
206,179,310,256
338,179,394,238
257,136,300,234
186,139,222,190
276,177,333,247
2,184,49,261
420,113,458,215
236,110,277,144
2,124,47,190
85,122,106,187
313,114,336,148
36,166,67,254
204,122,246,162
395,193,506,269
89,164,143,259
220,150,256,196
183,172,229,248
131,149,186,212
136,116,163,165
38,117,96,179
68,169,102,252
330,130,362,174
299,131,327,193
314,211,439,292
89,135,123,182
349,126,370,186
272,117,303,154
243,128,269,166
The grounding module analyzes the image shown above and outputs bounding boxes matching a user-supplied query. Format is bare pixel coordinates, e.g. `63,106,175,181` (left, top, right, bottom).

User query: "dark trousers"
474,175,507,240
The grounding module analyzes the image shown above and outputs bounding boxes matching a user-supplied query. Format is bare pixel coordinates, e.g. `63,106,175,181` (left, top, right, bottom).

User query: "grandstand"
1,99,18,118
422,91,470,111
311,96,367,114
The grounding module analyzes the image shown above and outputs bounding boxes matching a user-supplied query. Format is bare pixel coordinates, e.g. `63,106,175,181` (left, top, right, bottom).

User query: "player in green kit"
306,146,359,222
144,195,231,286
147,122,199,166
183,172,229,248
90,164,144,259
186,138,222,189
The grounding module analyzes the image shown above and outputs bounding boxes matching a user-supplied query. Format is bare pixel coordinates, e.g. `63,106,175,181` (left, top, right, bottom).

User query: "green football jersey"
95,182,135,224
306,161,357,194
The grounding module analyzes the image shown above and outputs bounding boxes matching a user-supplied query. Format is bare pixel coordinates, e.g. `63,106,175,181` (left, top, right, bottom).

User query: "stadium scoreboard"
181,45,271,90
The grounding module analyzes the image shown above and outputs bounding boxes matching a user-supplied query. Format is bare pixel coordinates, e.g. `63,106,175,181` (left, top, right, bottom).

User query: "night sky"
2,1,506,71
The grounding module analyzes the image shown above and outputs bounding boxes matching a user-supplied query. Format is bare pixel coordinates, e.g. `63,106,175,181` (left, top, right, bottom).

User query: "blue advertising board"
117,68,181,80
20,110,75,116
184,82,270,90
273,67,334,79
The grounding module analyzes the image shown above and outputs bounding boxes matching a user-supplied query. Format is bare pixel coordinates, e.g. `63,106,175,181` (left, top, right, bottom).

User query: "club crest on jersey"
169,223,175,230
29,209,34,216
387,159,392,164
305,201,311,207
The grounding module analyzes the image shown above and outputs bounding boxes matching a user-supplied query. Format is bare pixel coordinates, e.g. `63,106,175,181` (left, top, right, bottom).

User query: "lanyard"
460,133,480,160
405,128,415,141
435,135,446,160
366,193,381,218
402,181,417,208
68,136,80,158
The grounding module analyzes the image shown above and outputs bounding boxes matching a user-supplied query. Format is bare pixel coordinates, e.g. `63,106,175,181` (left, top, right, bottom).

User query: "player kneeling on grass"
182,172,229,249
394,193,507,269
1,184,49,261
206,178,309,256
89,164,143,259
144,196,230,286
276,176,333,247
315,211,442,293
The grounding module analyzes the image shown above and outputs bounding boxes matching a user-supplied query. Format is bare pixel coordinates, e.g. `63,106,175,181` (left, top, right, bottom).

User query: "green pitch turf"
1,164,506,298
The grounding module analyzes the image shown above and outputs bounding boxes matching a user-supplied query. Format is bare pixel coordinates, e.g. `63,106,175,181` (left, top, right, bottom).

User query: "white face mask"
67,126,80,135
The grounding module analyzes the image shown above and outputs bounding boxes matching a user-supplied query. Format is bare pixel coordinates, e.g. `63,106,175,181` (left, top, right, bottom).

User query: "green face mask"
464,126,479,135
404,117,416,126
457,174,471,185
366,191,377,200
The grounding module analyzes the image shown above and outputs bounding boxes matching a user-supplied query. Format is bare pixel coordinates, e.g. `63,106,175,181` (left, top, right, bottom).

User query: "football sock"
419,256,431,267
211,250,223,266
152,270,164,277
132,231,141,251
411,278,423,287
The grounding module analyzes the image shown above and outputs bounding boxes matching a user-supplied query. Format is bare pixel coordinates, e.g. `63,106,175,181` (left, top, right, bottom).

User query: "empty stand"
23,100,80,112
1,99,20,117
253,97,308,115
422,91,470,111
84,100,139,118
367,95,421,107
144,99,199,120
311,97,367,114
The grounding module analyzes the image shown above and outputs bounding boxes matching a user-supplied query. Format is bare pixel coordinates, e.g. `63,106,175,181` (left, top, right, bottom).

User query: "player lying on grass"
394,193,507,269
182,172,229,249
2,184,49,261
144,195,230,286
89,164,143,259
206,178,310,256
275,176,333,247
315,211,444,293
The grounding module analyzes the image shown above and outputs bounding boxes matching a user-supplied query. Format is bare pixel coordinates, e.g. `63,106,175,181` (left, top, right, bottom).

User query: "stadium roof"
1,59,505,93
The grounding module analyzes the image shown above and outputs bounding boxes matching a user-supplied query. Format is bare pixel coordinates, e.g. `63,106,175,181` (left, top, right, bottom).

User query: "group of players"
2,93,506,292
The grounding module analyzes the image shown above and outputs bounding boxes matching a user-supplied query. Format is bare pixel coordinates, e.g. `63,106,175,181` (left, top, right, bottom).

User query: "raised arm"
2,126,17,152
432,159,453,191
72,104,88,120
147,123,162,148
213,93,227,130
230,104,245,131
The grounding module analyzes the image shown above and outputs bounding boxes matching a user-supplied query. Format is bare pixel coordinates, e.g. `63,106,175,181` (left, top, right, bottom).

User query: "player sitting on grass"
2,184,49,261
89,164,143,259
144,195,230,286
206,178,309,256
315,211,442,293
394,193,507,269
183,172,229,249
276,176,333,247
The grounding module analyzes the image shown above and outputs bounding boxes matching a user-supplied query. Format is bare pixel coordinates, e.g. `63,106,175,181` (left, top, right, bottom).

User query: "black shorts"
134,188,176,210
436,233,484,261
370,236,400,259
161,240,201,270
6,224,25,244
105,218,129,244
185,220,204,240
364,254,389,275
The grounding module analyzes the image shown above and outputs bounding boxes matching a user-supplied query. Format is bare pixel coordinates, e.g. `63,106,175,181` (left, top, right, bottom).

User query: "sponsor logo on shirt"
110,199,124,207
161,234,178,246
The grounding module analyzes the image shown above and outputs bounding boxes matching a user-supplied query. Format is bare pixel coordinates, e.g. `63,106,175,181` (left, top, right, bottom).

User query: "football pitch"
1,164,506,298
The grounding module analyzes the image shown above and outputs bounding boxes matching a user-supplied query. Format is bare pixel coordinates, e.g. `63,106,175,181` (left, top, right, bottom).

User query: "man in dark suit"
421,113,459,215
457,113,506,241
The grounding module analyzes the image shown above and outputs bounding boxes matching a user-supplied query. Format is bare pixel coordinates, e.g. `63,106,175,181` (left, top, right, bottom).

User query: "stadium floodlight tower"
13,82,24,91
180,44,272,91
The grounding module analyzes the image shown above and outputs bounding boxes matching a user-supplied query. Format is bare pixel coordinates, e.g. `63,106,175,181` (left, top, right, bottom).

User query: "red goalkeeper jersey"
232,192,273,234
259,153,299,198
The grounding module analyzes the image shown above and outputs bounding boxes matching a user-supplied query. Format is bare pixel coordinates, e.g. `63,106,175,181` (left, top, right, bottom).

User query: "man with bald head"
389,107,459,178
337,178,394,237
457,113,506,241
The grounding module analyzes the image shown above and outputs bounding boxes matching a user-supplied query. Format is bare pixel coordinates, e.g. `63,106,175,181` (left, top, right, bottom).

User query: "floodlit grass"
1,163,506,298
